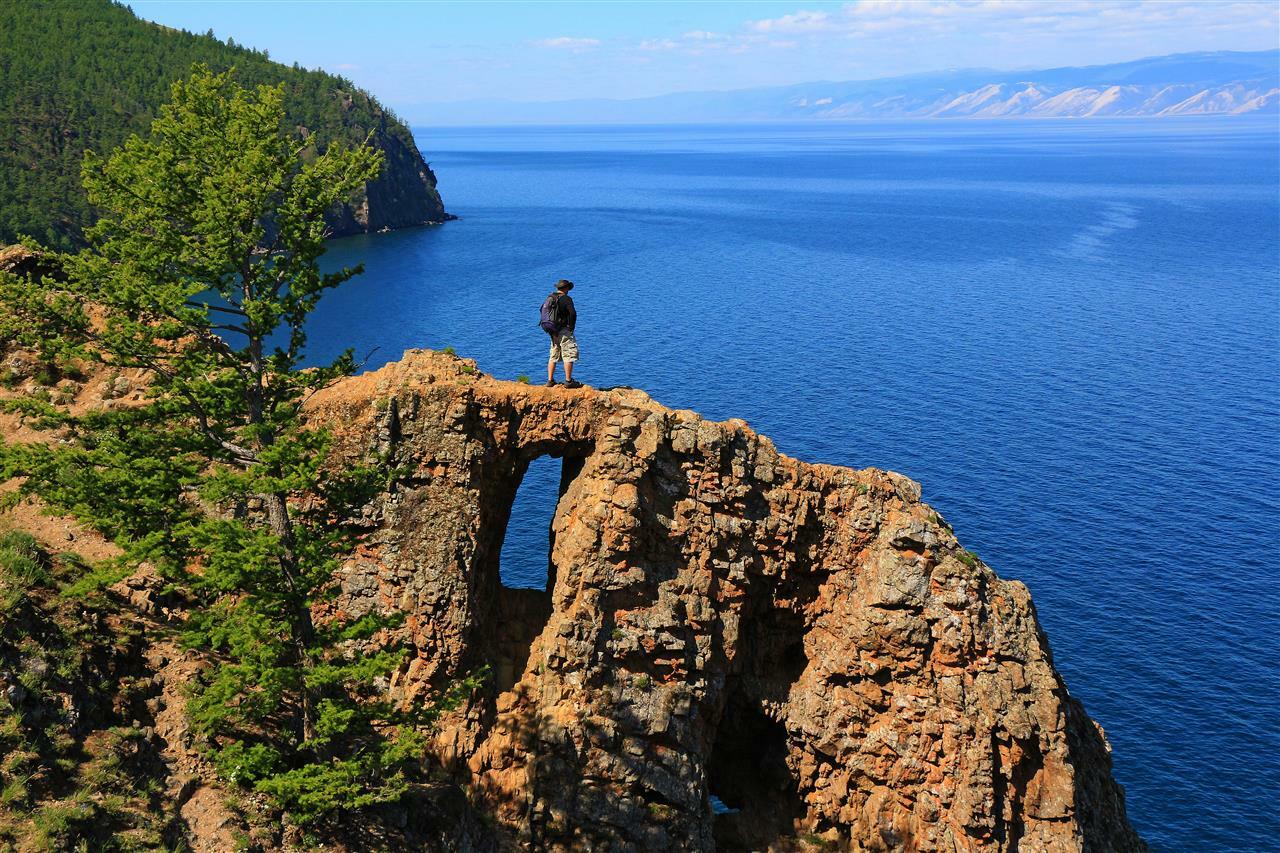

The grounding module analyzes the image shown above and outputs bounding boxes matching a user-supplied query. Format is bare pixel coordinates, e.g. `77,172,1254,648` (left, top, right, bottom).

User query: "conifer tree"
0,67,463,826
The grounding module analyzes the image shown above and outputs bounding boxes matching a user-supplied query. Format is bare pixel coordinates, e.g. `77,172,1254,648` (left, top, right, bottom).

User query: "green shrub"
211,740,284,786
58,557,130,601
0,776,29,807
517,374,530,384
253,728,422,826
442,345,456,356
0,530,50,585
955,549,979,569
32,361,59,387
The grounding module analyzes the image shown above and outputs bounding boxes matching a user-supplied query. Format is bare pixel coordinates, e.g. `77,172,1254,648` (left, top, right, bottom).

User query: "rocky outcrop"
308,350,1146,852
0,244,63,281
318,102,453,237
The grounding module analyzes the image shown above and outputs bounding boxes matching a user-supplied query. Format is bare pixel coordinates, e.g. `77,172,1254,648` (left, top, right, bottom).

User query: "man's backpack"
539,292,568,335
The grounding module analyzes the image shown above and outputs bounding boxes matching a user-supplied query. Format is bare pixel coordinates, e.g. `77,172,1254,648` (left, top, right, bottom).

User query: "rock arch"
311,350,1145,852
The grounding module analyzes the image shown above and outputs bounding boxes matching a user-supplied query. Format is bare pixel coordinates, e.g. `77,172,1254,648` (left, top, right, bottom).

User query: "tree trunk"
263,488,319,744
246,288,319,746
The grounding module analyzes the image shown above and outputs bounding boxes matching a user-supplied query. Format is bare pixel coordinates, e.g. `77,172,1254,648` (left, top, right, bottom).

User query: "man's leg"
561,333,581,387
547,359,556,383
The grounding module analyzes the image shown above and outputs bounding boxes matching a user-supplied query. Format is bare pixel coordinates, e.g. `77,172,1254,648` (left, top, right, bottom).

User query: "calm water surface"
308,120,1280,851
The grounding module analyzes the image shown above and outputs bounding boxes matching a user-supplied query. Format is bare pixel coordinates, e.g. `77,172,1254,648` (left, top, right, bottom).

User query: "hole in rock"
499,454,560,592
708,794,739,815
491,454,587,694
708,690,805,850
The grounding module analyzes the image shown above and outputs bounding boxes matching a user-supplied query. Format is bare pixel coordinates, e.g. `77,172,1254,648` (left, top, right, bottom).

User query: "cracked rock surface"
308,349,1146,852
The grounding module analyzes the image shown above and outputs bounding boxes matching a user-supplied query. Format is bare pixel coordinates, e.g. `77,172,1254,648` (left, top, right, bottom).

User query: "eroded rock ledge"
309,349,1145,852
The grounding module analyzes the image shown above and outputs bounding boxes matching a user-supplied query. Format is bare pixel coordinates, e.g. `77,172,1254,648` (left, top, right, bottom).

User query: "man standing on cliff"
541,279,581,388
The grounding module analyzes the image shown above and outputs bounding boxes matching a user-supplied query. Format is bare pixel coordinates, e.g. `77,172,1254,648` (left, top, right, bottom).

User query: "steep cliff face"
309,350,1146,852
319,95,451,237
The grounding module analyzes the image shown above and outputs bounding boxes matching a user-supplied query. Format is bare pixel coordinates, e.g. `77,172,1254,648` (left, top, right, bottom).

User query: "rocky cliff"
317,93,452,237
301,350,1146,852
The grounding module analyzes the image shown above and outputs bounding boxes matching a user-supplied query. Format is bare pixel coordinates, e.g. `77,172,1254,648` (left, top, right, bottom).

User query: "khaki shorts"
549,331,580,363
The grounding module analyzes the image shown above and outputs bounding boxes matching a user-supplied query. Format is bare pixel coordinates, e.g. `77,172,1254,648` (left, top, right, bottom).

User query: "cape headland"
306,349,1146,851
0,328,1146,850
0,0,450,248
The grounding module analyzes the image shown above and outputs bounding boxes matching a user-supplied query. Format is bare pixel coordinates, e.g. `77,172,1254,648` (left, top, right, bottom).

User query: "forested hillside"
0,0,448,249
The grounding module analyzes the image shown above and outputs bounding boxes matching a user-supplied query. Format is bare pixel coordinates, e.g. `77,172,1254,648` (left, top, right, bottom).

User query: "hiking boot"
564,380,583,389
545,379,558,387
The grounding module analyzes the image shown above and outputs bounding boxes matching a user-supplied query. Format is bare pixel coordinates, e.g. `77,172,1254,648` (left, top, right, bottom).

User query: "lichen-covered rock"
308,350,1146,852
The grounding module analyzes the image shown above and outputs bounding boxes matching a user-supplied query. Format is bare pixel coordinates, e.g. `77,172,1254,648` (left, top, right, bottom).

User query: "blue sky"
131,1,1280,116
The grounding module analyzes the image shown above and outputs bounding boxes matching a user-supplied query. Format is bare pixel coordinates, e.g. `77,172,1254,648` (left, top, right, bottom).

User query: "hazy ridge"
418,49,1279,124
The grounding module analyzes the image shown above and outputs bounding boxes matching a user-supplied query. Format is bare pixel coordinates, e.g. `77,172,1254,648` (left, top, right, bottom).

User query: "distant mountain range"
419,50,1279,125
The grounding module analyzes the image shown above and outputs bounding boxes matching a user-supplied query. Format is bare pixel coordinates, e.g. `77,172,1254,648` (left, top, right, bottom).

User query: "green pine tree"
0,67,473,828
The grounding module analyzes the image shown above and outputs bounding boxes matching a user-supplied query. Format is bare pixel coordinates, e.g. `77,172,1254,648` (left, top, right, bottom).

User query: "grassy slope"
0,529,177,851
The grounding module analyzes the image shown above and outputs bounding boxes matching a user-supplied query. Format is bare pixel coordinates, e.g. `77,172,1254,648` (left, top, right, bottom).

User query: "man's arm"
566,295,577,331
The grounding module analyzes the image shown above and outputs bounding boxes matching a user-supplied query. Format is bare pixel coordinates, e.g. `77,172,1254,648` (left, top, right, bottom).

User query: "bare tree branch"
186,300,248,318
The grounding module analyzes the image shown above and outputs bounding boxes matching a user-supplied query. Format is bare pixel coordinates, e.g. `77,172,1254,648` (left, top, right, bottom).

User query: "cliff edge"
315,89,451,237
305,350,1146,852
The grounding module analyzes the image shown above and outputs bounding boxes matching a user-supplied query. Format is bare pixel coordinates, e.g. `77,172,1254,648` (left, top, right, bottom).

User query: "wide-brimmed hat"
556,279,574,291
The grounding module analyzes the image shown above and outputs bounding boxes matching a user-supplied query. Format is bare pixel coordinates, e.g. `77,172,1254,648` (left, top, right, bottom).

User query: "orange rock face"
309,349,1145,852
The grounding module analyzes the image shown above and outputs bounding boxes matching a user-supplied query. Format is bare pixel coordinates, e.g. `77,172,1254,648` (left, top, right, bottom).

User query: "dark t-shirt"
556,292,576,333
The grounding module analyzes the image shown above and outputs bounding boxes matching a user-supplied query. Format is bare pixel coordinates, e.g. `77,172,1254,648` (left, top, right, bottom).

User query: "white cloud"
334,62,361,71
515,0,1276,100
745,0,1278,39
534,36,602,50
627,28,749,56
749,9,831,34
682,30,728,41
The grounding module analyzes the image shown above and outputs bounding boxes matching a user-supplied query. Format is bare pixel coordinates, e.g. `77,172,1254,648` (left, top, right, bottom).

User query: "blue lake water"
309,120,1280,850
